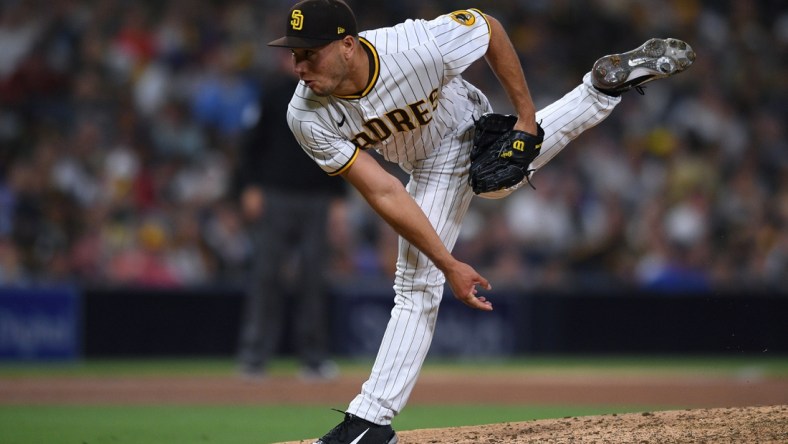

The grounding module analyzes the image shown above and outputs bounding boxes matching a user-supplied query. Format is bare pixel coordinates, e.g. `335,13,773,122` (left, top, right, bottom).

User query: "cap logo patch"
338,26,345,34
449,10,475,26
290,10,304,30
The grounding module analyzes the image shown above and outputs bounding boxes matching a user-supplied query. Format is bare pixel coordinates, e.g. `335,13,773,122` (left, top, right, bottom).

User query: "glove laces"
523,169,537,190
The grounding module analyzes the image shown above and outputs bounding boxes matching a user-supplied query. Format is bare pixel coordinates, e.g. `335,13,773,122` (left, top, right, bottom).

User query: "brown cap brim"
267,35,338,48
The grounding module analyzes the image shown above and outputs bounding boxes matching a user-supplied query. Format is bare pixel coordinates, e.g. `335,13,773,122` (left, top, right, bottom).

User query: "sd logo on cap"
269,0,357,48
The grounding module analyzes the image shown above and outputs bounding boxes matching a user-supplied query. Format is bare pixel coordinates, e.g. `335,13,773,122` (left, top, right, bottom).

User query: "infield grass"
1,355,786,443
0,404,651,444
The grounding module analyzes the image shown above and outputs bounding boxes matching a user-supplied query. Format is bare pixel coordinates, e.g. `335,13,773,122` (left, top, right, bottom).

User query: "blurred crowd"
0,0,785,293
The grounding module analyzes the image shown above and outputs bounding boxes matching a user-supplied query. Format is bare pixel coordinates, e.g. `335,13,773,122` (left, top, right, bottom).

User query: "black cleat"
592,38,695,95
314,412,398,444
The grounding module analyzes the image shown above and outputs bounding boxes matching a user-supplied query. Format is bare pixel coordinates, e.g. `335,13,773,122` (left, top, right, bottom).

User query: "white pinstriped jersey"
287,9,492,175
279,5,624,426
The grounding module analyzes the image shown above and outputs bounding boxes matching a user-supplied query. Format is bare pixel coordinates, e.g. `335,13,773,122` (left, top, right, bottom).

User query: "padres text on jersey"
287,9,491,175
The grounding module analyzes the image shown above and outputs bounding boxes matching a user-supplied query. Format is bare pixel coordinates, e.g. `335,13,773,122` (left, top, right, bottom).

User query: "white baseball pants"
348,73,621,424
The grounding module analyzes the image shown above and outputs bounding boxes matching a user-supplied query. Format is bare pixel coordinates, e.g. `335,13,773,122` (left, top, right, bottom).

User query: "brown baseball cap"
268,0,357,48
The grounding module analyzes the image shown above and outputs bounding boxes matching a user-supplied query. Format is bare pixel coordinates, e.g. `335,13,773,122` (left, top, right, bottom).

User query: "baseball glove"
469,113,544,195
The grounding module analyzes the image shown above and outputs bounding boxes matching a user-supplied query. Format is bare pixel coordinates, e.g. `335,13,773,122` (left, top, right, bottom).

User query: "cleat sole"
592,38,695,93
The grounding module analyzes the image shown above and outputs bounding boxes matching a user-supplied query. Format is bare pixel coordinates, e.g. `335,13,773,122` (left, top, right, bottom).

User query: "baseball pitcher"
267,1,695,442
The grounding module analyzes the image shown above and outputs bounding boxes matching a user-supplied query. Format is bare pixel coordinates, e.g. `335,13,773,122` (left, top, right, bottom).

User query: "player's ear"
339,35,355,59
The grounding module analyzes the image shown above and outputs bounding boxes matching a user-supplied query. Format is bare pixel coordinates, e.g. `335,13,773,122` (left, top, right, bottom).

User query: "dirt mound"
399,405,787,443
280,405,788,443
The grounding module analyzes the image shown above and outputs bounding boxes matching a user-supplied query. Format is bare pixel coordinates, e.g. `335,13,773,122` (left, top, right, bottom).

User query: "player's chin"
305,82,331,97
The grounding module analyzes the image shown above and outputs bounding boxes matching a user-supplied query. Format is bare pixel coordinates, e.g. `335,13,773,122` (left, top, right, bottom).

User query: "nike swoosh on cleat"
349,429,369,444
627,57,652,67
337,113,346,127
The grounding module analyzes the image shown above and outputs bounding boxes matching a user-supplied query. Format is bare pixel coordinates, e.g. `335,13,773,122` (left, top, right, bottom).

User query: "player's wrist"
514,116,537,135
431,253,459,274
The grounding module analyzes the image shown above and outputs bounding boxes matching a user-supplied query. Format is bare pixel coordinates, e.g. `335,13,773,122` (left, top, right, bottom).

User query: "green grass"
1,355,786,443
0,404,651,444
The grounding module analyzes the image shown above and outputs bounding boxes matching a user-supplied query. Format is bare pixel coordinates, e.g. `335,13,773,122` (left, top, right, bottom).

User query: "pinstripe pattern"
532,73,621,170
347,73,619,425
479,74,621,199
284,9,621,427
349,116,478,423
287,10,491,172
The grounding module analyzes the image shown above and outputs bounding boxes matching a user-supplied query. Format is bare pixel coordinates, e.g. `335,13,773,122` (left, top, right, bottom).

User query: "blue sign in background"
0,286,81,360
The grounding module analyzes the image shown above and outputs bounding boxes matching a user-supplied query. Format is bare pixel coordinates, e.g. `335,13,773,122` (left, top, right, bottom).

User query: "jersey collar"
334,37,379,100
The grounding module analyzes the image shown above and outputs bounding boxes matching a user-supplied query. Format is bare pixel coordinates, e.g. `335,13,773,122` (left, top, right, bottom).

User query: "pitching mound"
279,405,787,443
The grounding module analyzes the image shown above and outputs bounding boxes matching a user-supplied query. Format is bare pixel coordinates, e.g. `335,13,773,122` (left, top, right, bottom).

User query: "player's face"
291,41,348,97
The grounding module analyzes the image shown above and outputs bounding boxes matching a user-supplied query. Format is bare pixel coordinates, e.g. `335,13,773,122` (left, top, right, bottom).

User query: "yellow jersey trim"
334,37,379,100
472,8,491,41
329,147,360,176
